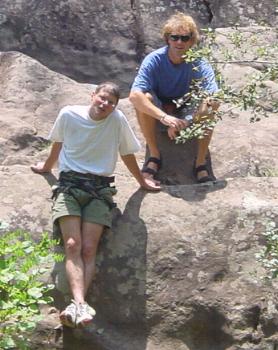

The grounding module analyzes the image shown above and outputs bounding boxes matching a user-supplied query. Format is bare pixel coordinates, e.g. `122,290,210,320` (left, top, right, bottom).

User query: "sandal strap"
197,175,214,183
194,163,215,183
195,164,208,173
142,167,157,176
145,157,162,168
142,156,162,176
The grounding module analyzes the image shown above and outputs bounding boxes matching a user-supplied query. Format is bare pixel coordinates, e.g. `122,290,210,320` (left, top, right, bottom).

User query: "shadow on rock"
59,189,149,350
163,179,227,202
148,128,217,184
33,171,58,187
150,129,228,201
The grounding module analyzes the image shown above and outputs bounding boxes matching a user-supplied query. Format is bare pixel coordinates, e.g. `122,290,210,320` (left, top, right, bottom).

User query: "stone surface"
0,0,277,94
0,37,278,350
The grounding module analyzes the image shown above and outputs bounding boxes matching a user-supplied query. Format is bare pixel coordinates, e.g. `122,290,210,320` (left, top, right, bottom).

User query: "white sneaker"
76,302,96,327
60,300,78,328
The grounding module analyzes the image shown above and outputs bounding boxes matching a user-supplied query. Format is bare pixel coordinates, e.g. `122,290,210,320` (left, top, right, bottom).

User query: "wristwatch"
184,114,193,124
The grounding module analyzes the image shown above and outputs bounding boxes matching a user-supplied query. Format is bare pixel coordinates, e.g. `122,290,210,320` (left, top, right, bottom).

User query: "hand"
167,126,178,140
30,162,52,174
140,177,161,191
160,115,188,130
207,97,220,110
167,118,191,140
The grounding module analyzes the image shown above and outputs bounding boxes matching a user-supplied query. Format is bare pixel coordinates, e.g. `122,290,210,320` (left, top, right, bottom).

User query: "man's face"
167,27,193,58
91,88,118,119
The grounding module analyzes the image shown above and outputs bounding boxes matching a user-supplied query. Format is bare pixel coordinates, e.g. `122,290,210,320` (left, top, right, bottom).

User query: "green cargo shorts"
52,186,115,228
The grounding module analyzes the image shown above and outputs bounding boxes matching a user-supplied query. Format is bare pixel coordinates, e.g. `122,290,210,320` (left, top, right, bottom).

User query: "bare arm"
129,90,187,129
31,141,63,174
129,90,165,120
120,154,160,191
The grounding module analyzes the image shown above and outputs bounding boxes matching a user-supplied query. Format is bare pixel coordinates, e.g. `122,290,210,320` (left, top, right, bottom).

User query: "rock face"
0,0,277,93
0,30,278,350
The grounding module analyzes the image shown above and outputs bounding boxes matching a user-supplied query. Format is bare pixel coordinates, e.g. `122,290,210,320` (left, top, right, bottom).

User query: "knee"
82,241,98,262
64,236,82,256
145,92,154,102
205,97,220,117
196,98,219,122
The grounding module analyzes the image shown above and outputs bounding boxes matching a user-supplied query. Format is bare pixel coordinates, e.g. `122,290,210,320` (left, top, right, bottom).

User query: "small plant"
256,222,278,279
0,230,62,349
257,167,278,177
228,30,244,48
176,26,278,143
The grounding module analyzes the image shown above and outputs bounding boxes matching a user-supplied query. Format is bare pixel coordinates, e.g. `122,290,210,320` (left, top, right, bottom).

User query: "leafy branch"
176,26,278,142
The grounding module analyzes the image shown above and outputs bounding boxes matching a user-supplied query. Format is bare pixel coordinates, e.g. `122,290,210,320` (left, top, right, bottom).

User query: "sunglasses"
169,34,192,42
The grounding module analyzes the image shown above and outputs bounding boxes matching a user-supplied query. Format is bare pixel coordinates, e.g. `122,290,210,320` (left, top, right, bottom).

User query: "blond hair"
161,12,200,46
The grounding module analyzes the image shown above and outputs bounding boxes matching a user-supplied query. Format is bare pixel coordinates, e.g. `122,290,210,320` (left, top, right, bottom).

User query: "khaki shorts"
52,187,114,228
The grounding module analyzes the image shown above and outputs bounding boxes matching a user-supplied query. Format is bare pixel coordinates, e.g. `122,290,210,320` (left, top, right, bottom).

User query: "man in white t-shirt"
31,82,160,328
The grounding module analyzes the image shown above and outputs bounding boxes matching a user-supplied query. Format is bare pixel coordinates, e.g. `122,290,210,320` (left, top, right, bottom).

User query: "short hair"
95,81,120,102
161,12,200,46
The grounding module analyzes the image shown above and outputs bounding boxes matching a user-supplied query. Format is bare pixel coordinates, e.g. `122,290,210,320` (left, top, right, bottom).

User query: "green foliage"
0,231,62,349
254,166,278,177
228,30,244,48
256,222,278,279
177,26,278,143
176,118,218,144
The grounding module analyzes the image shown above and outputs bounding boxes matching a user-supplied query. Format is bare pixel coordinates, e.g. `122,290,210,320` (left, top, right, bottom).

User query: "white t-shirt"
48,105,141,176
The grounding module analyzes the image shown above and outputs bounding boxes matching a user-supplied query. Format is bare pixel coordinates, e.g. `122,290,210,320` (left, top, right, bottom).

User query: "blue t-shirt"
131,46,218,101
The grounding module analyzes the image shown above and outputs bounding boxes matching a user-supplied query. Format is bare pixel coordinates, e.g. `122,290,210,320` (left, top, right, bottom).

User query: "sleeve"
47,107,67,142
192,59,219,94
118,112,141,156
131,54,157,93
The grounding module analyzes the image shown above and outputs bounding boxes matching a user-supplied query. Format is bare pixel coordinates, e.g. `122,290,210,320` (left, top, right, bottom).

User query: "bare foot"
196,169,209,180
142,156,161,182
141,177,161,190
194,163,213,183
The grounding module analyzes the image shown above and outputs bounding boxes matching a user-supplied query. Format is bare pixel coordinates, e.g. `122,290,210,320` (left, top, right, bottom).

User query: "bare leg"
196,129,213,167
81,221,104,296
194,99,219,180
59,215,85,304
135,93,161,178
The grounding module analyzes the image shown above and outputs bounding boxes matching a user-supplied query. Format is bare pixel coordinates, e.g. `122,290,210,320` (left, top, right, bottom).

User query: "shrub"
256,222,278,279
0,230,61,349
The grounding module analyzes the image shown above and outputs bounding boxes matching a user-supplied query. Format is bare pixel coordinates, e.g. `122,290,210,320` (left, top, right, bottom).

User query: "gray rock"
0,1,277,93
0,41,277,349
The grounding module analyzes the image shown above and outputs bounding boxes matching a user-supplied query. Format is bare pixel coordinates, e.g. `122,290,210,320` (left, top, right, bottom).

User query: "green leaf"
27,287,43,299
0,336,16,349
0,259,6,269
0,272,14,283
15,272,29,282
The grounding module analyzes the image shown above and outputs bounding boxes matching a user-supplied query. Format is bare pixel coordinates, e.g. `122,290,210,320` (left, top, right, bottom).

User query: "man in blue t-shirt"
129,12,220,183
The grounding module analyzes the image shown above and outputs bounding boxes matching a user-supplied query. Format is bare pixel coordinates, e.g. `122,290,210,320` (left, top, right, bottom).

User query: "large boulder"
0,37,277,350
0,0,277,93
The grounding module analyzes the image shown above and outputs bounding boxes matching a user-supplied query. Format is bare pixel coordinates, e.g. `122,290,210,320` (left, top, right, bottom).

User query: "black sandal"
142,157,162,177
194,163,214,183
